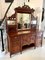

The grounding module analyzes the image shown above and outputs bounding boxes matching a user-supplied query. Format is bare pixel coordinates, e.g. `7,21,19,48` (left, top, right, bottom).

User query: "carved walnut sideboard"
6,5,43,57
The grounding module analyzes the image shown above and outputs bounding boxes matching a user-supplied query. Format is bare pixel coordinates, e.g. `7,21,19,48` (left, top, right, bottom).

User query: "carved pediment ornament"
8,5,35,19
15,5,35,13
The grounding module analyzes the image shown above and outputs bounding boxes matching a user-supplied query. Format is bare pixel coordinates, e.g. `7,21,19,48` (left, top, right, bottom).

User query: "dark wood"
6,5,43,57
15,5,34,14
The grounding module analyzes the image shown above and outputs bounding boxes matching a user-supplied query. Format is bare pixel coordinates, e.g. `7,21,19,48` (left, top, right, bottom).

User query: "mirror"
31,20,37,24
17,13,31,30
7,20,16,25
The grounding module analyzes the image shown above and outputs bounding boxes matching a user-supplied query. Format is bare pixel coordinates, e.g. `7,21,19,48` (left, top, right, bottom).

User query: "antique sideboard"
6,5,43,57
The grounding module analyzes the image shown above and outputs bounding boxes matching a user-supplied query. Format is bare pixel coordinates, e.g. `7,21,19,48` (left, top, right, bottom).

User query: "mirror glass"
17,13,31,30
7,20,15,25
31,20,37,24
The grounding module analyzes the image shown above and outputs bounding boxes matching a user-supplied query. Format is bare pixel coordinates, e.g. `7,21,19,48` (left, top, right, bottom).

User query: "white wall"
0,0,43,29
0,0,24,19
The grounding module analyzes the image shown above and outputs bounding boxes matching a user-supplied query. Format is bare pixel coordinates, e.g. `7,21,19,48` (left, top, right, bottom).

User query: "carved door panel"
10,36,20,53
30,34,35,44
22,34,31,46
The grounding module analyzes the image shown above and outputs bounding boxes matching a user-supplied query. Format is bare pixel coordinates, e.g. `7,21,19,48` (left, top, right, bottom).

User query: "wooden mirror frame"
15,5,35,31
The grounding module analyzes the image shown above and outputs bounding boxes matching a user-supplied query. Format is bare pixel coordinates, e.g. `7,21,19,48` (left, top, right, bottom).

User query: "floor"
0,37,45,60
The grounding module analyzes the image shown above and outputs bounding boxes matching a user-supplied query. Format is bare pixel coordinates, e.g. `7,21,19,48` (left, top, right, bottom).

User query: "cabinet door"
22,34,31,46
10,36,20,53
30,34,35,44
